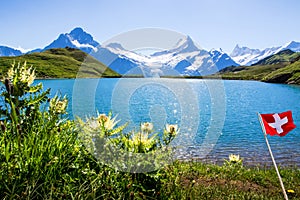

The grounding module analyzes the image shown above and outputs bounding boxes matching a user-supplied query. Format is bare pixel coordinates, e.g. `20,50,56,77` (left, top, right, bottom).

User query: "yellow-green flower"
50,96,68,114
7,67,15,79
287,189,295,193
229,154,242,163
130,131,157,153
18,63,36,86
27,69,35,86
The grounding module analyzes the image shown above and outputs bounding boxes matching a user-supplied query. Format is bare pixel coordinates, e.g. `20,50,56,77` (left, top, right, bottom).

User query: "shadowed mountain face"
209,49,239,70
0,46,23,56
43,27,99,53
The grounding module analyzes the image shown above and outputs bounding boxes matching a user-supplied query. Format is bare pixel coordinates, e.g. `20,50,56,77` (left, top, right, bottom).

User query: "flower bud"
0,121,6,132
4,79,13,94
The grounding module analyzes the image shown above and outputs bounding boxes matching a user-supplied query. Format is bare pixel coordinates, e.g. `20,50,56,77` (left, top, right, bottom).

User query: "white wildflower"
97,113,118,130
165,124,179,136
228,154,242,163
141,122,153,133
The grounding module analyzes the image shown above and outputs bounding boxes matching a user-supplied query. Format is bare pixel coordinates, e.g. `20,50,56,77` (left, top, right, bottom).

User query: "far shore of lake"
32,74,300,86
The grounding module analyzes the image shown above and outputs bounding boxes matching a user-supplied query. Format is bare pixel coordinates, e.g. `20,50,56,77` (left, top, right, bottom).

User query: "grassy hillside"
253,49,300,66
0,47,121,78
214,64,286,81
214,50,300,84
262,60,300,84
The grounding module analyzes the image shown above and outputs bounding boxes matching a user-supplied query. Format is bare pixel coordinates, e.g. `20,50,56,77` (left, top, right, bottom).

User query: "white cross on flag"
260,110,296,137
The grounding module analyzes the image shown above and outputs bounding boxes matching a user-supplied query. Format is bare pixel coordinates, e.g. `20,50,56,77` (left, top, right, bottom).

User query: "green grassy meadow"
0,47,120,79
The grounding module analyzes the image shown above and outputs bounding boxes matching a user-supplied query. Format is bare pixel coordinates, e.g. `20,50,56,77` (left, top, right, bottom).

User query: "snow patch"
15,46,33,53
71,39,97,52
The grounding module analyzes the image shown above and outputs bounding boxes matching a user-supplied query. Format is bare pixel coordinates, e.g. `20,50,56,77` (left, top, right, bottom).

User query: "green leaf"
108,122,129,136
26,88,50,106
28,83,43,93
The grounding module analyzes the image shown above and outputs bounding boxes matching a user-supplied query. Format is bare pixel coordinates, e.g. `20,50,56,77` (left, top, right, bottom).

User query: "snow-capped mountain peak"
230,41,300,66
43,27,99,53
172,35,200,53
69,27,99,48
209,48,238,69
230,44,260,58
150,35,200,57
277,41,300,53
230,44,279,66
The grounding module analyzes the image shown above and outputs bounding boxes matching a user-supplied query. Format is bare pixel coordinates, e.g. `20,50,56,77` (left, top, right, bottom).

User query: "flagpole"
257,113,288,200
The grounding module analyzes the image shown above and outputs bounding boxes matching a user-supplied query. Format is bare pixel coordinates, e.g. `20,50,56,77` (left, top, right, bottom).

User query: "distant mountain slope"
106,36,238,76
230,44,281,66
252,49,300,66
148,36,216,76
0,46,23,56
209,49,238,69
0,47,120,78
230,41,300,66
28,28,240,76
4,27,300,77
278,41,300,52
42,27,99,53
215,50,300,84
42,27,139,75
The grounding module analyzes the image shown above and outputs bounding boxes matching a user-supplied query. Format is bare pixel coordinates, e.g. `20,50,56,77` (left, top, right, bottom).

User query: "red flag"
260,110,296,137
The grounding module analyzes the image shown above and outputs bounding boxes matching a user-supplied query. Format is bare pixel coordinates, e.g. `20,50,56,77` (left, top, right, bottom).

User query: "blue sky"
1,0,300,53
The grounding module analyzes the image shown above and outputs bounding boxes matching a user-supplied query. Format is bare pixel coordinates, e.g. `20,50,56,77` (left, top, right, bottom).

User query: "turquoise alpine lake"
32,78,300,166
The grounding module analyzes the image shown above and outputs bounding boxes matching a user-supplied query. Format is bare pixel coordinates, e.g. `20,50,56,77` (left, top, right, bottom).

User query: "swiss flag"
260,110,296,137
